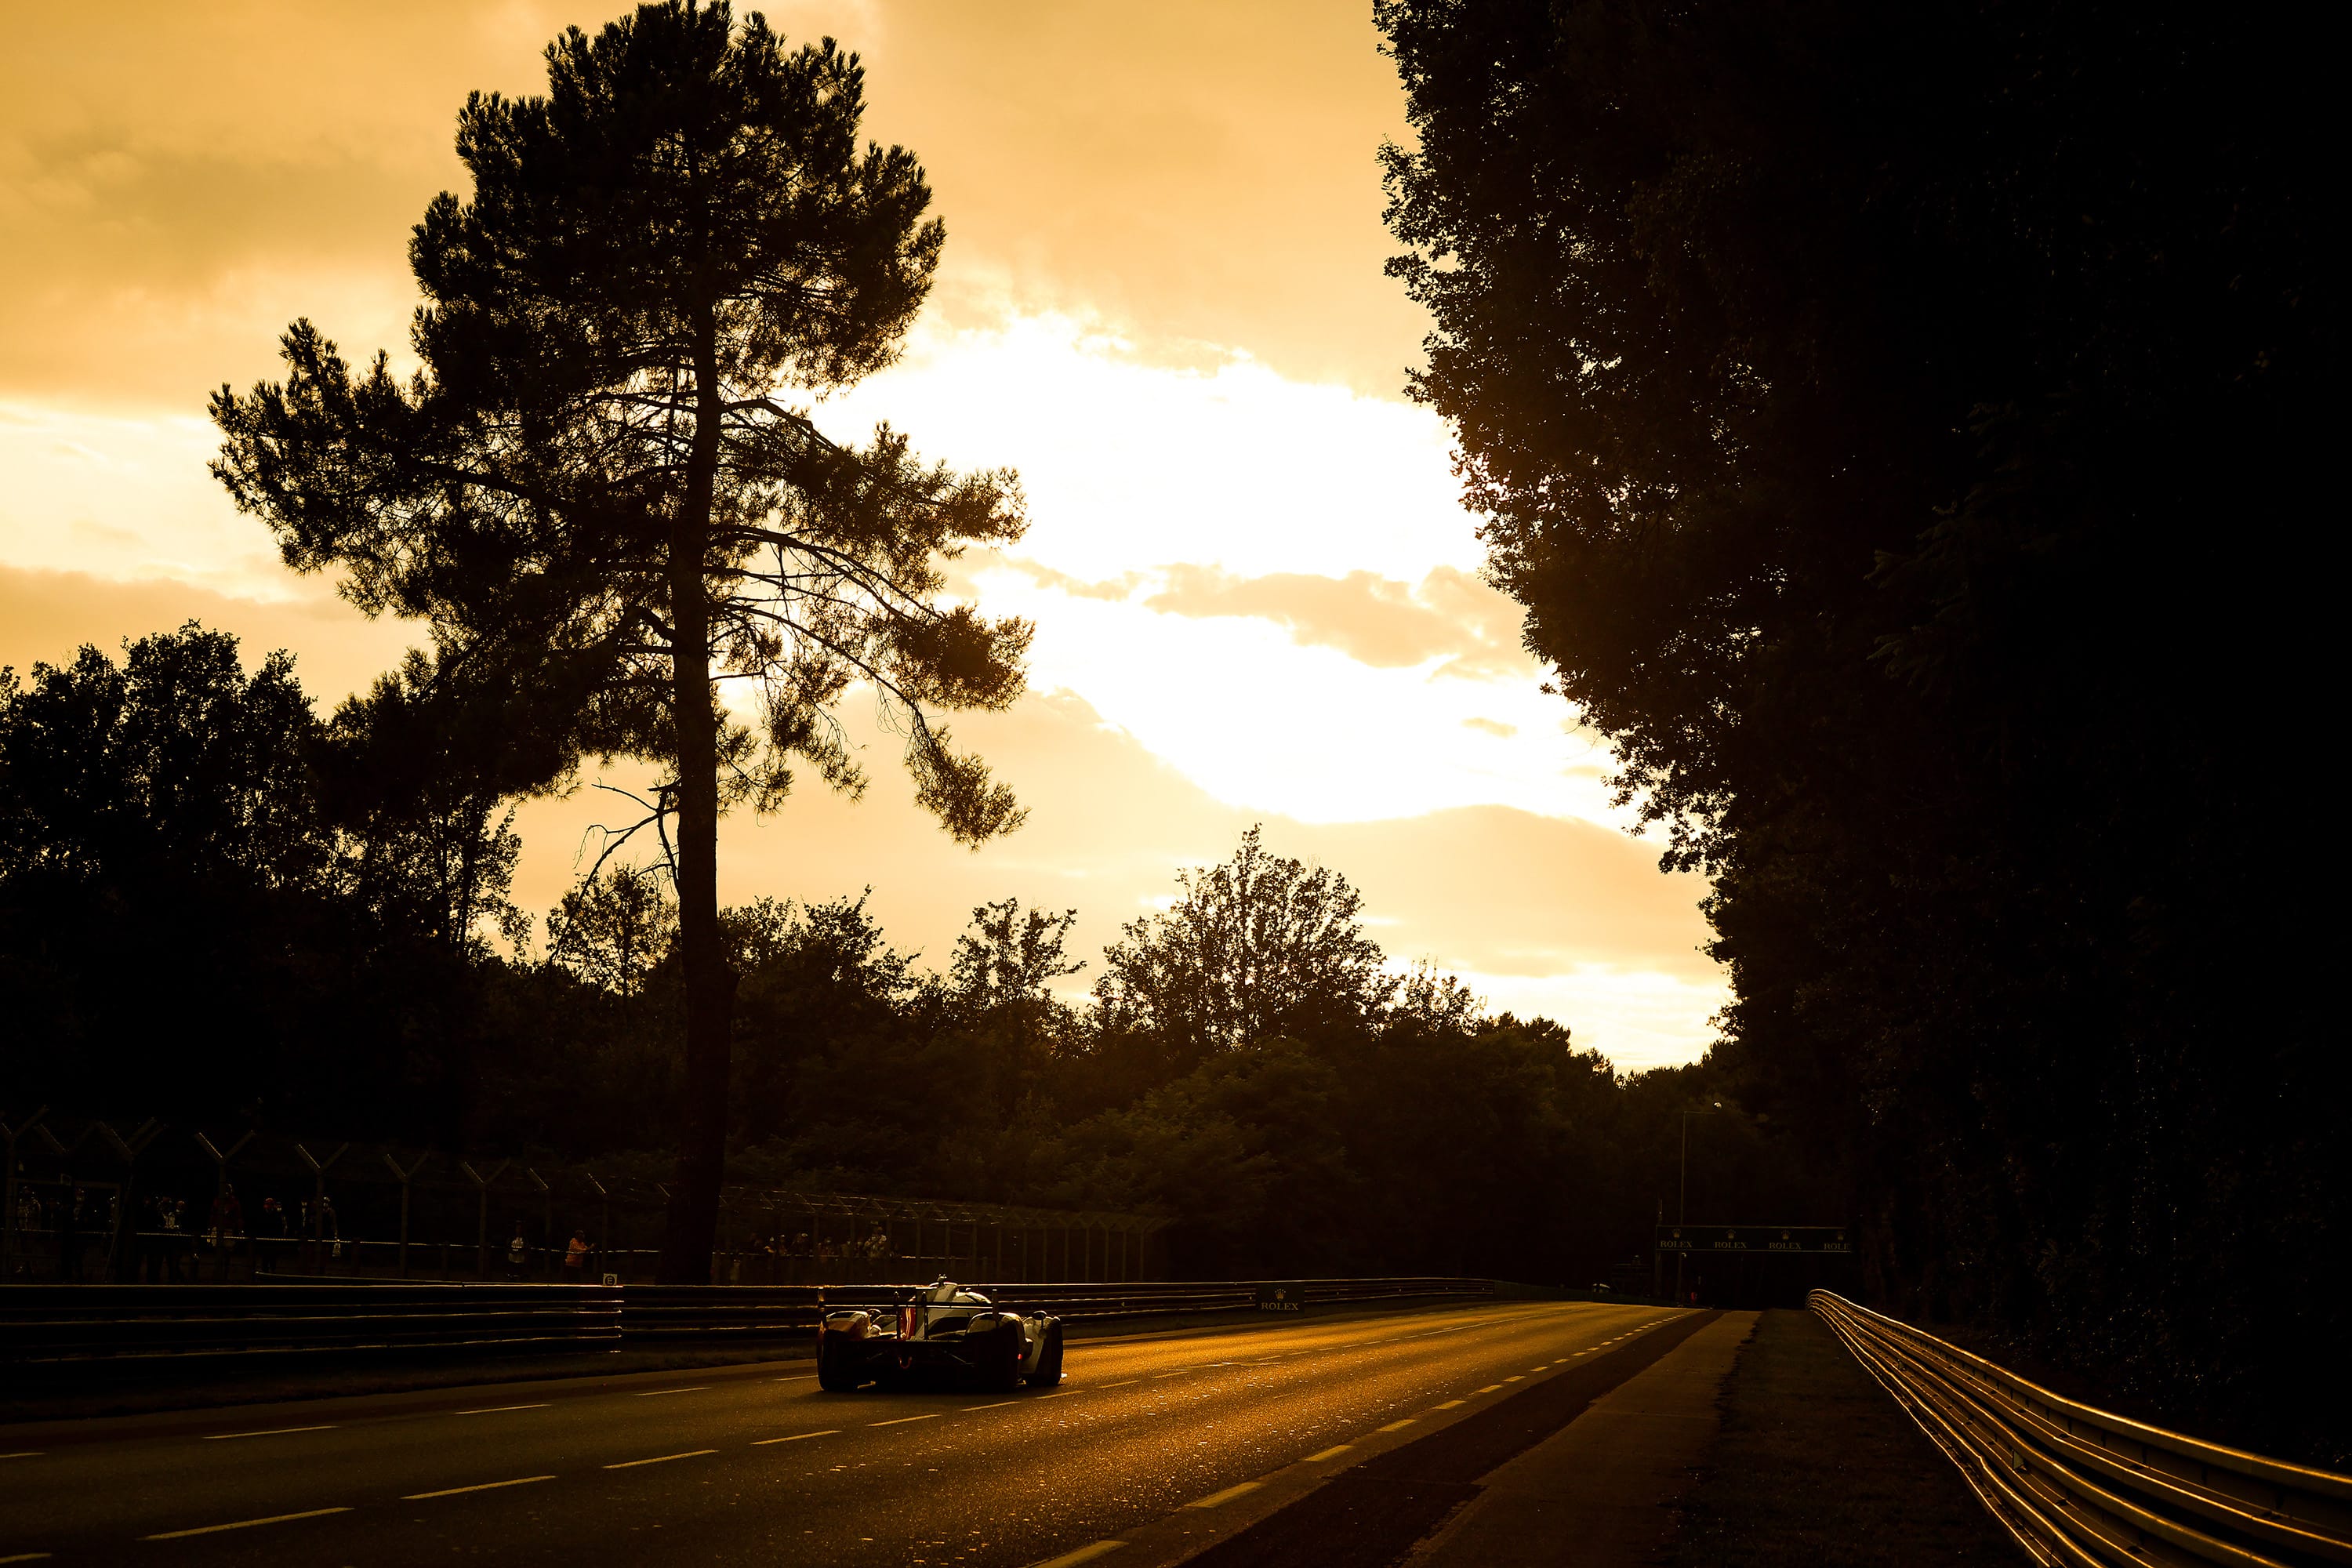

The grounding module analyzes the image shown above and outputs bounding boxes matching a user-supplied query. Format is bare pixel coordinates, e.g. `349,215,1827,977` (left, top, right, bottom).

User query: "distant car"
1588,1283,1616,1295
817,1279,1065,1393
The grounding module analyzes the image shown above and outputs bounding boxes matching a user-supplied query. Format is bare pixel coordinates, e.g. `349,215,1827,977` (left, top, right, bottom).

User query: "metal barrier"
0,1277,1497,1364
1809,1289,2352,1567
0,1283,620,1363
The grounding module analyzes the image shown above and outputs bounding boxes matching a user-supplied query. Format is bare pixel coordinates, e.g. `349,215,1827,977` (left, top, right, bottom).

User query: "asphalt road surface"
0,1299,1692,1567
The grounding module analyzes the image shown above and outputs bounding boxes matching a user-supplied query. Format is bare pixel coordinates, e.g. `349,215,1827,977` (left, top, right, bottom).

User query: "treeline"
0,626,1816,1283
1378,0,2339,1460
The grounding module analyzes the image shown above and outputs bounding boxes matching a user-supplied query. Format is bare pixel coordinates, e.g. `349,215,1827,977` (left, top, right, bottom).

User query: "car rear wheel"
816,1334,862,1392
1025,1325,1064,1388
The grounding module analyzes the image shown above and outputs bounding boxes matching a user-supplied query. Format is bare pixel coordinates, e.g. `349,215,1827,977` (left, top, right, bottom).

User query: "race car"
816,1279,1065,1393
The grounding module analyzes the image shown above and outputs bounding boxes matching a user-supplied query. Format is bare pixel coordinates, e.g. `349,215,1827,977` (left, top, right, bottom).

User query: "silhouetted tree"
547,864,677,1000
1094,826,1392,1065
1379,0,2337,1456
211,2,1031,1279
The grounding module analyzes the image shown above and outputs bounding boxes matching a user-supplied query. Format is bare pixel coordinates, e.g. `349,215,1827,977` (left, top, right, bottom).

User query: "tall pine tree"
212,1,1031,1279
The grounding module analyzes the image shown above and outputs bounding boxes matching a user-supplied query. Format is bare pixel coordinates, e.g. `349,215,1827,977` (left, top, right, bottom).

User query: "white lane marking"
454,1403,550,1415
631,1386,710,1397
1028,1542,1127,1568
1096,1379,1142,1388
869,1414,940,1428
771,1374,817,1381
143,1507,353,1540
753,1429,840,1446
1038,1389,1081,1399
1304,1444,1352,1461
1,1554,54,1563
401,1475,554,1500
1502,1376,1524,1383
1435,1399,1465,1410
1530,1366,1550,1371
1475,1384,1505,1393
1149,1369,1195,1378
0,1451,42,1460
1185,1482,1263,1509
603,1450,717,1469
1377,1419,1417,1432
201,1425,335,1441
963,1400,1019,1411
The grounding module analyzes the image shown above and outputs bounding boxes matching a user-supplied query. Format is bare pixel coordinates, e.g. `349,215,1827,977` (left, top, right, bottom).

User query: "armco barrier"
0,1283,620,1364
1810,1289,2352,1568
0,1277,1497,1363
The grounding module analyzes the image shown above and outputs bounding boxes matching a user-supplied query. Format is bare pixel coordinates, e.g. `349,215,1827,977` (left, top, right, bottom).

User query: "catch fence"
1,1109,1168,1287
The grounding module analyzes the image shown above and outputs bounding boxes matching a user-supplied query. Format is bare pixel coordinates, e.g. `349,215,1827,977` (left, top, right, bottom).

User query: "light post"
1675,1102,1722,1305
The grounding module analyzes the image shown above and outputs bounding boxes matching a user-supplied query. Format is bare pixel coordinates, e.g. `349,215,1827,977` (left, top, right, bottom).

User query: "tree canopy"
1378,0,2336,1455
210,1,1031,1279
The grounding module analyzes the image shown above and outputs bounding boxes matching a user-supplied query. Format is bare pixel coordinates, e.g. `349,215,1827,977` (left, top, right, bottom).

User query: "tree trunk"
657,308,736,1285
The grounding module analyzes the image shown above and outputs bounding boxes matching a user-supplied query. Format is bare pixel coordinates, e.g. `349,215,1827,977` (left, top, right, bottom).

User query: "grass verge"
1665,1308,2019,1566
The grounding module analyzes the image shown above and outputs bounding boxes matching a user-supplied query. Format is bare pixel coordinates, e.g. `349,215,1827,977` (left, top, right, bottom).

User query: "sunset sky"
0,1,1724,1068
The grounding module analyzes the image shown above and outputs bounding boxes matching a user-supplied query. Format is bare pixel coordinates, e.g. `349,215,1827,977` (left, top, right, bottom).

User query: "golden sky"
0,1,1725,1066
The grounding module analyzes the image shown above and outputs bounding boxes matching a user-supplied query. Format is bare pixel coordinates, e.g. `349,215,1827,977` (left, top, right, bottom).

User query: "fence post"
95,1120,160,1280
462,1160,511,1279
585,1171,612,1278
383,1151,431,1278
525,1168,550,1276
293,1142,350,1274
193,1133,255,1279
1,1107,47,1281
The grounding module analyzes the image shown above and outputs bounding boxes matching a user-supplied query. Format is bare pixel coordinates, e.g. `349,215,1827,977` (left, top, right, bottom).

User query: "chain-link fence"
1,1109,1170,1287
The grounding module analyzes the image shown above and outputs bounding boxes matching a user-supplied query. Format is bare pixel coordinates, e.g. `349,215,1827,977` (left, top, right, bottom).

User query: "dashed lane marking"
143,1507,353,1540
752,1429,839,1446
201,1425,335,1441
1474,1385,1505,1393
0,1452,42,1460
1096,1379,1142,1388
963,1400,1019,1411
454,1403,549,1415
602,1450,717,1469
1434,1399,1465,1410
401,1475,554,1500
1149,1369,1196,1378
1185,1482,1263,1509
1502,1376,1524,1383
869,1414,940,1428
1304,1445,1352,1462
1,1553,54,1563
631,1386,710,1397
1027,1542,1126,1568
1376,1420,1417,1432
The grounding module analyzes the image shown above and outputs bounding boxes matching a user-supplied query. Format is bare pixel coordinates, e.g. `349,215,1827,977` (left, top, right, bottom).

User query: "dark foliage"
2,659,1806,1295
1378,0,2338,1459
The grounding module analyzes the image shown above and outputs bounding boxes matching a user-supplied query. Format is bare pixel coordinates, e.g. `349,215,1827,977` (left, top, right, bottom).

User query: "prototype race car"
816,1279,1065,1393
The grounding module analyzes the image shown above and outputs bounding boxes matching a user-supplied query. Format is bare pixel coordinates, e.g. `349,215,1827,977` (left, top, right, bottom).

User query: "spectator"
564,1230,590,1281
262,1195,284,1236
507,1221,529,1279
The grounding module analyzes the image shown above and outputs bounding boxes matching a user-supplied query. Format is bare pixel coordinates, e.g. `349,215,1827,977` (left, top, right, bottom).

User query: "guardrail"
1809,1289,2352,1567
0,1277,1497,1366
0,1283,620,1365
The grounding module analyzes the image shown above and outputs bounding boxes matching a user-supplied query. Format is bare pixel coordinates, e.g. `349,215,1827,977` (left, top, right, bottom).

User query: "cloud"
999,557,1533,679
